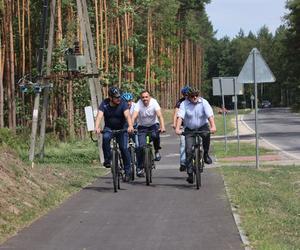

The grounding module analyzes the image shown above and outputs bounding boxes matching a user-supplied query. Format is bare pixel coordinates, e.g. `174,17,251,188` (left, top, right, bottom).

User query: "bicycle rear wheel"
111,149,119,192
194,147,201,189
130,146,136,181
144,147,151,186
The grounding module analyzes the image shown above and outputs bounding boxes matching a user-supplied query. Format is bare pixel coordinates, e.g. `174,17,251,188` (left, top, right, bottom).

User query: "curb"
222,174,252,250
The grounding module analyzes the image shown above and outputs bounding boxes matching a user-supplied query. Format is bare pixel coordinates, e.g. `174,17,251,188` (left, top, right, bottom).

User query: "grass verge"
221,165,300,250
0,129,107,244
212,141,273,159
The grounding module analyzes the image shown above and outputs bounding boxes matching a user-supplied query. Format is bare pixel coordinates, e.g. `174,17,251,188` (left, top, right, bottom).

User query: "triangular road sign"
237,48,276,83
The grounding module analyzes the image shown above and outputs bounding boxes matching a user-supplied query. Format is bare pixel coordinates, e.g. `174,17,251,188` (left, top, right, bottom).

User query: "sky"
205,0,287,39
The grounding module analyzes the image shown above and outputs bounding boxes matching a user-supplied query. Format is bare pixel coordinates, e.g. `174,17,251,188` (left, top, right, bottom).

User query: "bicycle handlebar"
181,130,210,136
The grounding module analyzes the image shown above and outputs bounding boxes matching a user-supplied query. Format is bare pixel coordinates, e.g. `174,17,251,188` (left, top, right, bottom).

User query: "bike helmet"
181,86,191,95
108,86,121,98
187,87,199,96
121,92,134,101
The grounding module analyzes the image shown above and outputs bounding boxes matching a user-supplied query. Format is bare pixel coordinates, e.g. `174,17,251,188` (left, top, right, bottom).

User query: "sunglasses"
189,94,198,98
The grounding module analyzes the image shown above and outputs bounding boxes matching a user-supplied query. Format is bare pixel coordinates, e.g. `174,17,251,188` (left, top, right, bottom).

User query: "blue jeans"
180,134,186,166
102,128,131,175
136,124,161,170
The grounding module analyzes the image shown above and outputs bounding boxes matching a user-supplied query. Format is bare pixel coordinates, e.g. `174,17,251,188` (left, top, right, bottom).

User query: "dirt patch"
0,146,85,243
220,154,283,162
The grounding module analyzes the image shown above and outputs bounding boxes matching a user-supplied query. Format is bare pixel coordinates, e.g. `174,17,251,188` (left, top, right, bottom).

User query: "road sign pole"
219,78,227,152
253,51,259,169
233,78,240,153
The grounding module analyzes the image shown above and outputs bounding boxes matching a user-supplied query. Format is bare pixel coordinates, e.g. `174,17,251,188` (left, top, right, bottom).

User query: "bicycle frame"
182,130,209,189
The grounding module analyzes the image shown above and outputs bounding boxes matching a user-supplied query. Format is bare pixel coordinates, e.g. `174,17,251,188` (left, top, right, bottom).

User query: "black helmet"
187,87,199,96
108,86,121,98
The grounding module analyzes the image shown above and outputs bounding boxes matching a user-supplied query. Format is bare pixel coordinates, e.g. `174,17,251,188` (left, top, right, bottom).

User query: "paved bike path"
1,130,244,250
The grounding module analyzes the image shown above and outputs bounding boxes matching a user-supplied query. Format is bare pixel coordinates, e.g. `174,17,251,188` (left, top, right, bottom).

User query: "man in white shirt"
132,90,166,177
175,87,216,184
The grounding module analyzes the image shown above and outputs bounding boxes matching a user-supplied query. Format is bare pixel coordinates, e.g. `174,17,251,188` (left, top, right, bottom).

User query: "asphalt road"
1,129,243,250
243,107,300,160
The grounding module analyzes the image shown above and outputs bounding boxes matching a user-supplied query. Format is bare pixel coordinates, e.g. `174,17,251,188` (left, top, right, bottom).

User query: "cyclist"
121,92,136,116
132,90,166,177
95,86,134,182
172,86,191,172
175,87,216,184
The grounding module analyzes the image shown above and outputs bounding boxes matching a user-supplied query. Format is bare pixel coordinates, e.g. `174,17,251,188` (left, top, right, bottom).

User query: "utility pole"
77,0,103,160
39,0,56,159
29,0,49,162
29,0,103,162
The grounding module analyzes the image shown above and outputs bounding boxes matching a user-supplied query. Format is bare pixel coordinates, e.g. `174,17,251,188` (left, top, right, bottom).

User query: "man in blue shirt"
95,86,134,182
175,87,216,184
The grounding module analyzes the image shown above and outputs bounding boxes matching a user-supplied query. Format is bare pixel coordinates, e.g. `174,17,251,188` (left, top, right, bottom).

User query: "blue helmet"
181,86,191,95
121,92,134,101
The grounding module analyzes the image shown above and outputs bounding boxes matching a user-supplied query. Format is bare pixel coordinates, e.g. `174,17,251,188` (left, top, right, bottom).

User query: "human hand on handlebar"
210,126,217,134
160,126,166,133
95,127,102,134
175,128,182,135
128,125,134,134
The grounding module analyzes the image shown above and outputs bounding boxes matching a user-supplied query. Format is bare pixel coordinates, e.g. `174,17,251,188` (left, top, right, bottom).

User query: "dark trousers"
102,128,131,175
136,124,161,169
185,123,210,174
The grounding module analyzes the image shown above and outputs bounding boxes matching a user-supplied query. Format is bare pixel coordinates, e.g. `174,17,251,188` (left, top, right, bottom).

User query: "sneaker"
179,164,186,172
103,161,111,168
123,175,130,182
154,151,161,161
204,153,212,164
137,169,145,177
186,173,193,184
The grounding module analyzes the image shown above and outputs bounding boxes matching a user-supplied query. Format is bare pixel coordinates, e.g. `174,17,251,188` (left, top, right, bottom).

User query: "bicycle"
137,129,160,186
91,129,126,192
128,132,138,181
143,132,156,185
182,130,210,189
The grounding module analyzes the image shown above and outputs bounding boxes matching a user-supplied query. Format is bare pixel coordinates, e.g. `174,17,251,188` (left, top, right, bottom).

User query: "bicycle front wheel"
111,149,119,192
130,146,136,181
144,147,151,186
194,147,201,189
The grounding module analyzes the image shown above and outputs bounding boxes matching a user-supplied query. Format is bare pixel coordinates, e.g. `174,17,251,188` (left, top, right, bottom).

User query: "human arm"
124,109,134,133
156,109,166,133
172,107,179,129
95,110,104,134
175,117,183,135
208,116,216,133
132,110,139,125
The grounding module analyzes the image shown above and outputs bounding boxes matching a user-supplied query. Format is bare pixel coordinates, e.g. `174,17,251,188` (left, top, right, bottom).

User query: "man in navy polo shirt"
95,86,134,182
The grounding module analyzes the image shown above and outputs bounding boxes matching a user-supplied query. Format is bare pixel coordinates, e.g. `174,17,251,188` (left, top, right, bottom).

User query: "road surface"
243,107,300,160
1,129,243,250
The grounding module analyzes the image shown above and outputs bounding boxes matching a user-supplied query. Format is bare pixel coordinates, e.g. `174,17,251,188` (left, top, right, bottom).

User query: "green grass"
221,166,300,250
0,129,108,243
212,141,273,158
214,113,235,136
213,109,252,136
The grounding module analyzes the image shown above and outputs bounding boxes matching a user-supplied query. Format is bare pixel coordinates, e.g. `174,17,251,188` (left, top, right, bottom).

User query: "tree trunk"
8,0,16,132
68,80,75,140
0,37,4,128
94,0,100,67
